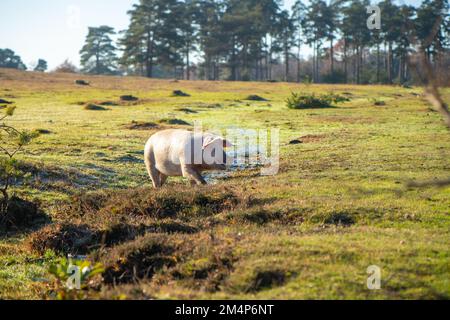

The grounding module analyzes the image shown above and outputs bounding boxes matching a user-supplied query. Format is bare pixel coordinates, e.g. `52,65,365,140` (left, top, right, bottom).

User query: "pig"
144,129,233,188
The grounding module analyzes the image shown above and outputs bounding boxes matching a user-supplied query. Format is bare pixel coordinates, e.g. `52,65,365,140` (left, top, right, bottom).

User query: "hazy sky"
0,0,423,71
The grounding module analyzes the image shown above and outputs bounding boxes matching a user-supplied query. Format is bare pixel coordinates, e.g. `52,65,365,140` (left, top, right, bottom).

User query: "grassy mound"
0,197,49,233
158,118,191,126
120,95,139,102
84,104,108,111
172,90,190,97
26,186,245,255
99,232,235,290
177,108,198,114
244,95,269,101
75,80,90,86
124,121,159,130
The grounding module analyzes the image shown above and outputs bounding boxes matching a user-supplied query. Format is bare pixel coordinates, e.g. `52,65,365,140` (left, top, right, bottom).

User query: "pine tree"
177,0,200,80
415,0,450,62
0,49,27,70
275,10,296,82
34,59,48,72
120,0,181,78
80,26,118,74
342,0,371,84
292,0,307,83
303,0,328,83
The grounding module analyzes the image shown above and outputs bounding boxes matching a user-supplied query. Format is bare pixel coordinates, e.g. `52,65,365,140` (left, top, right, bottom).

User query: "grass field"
0,68,449,300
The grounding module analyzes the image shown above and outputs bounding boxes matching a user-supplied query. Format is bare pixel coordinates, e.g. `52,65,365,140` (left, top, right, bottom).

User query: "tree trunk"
284,39,289,82
186,41,190,81
146,32,154,78
360,46,364,84
344,39,348,83
312,41,316,83
384,42,388,75
330,38,334,74
297,42,301,83
265,37,269,81
356,46,360,84
388,42,393,84
376,43,380,83
316,44,321,83
95,52,100,75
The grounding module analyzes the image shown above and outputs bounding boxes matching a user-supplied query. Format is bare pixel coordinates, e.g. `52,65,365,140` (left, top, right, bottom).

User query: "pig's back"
148,129,193,175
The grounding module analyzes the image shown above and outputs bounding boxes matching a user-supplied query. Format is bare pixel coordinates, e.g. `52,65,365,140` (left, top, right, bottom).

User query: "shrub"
54,59,78,73
286,92,350,109
158,118,191,126
75,80,89,86
48,257,104,300
84,104,108,111
370,98,386,106
172,90,190,97
120,95,139,102
244,95,269,102
0,105,39,216
125,121,159,130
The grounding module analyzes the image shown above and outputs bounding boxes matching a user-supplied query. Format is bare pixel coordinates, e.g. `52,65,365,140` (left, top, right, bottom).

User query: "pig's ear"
202,136,216,150
222,139,234,148
203,137,233,149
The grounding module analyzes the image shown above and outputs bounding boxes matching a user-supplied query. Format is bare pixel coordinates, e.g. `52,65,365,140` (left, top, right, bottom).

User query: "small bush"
244,95,268,102
286,93,350,109
370,98,386,106
102,234,177,284
27,223,96,255
158,118,191,126
75,80,89,86
98,101,119,106
48,257,104,300
1,105,39,219
289,139,302,145
120,95,139,102
172,90,190,97
84,104,108,111
324,212,356,226
34,129,52,135
177,108,198,114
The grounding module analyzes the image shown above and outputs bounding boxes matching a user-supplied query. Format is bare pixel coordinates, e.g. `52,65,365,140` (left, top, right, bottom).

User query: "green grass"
0,68,449,299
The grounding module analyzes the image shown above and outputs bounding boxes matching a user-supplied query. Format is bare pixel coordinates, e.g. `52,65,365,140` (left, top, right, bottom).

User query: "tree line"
1,0,448,84
0,49,47,72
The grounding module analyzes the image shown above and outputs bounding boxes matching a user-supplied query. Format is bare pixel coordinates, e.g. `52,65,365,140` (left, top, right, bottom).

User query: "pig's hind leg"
145,147,163,189
148,166,162,189
182,165,207,185
159,172,168,187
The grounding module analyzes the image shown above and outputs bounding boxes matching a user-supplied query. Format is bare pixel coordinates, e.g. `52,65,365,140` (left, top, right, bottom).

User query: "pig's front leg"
181,164,207,185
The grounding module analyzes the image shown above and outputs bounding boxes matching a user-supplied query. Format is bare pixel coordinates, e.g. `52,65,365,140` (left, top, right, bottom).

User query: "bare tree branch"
405,13,450,189
419,51,450,128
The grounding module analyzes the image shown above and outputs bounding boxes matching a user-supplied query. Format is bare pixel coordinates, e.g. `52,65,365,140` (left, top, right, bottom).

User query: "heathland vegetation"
0,69,448,299
0,0,448,301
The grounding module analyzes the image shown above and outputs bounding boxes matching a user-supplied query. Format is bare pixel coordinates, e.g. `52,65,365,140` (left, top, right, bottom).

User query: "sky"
0,0,423,71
